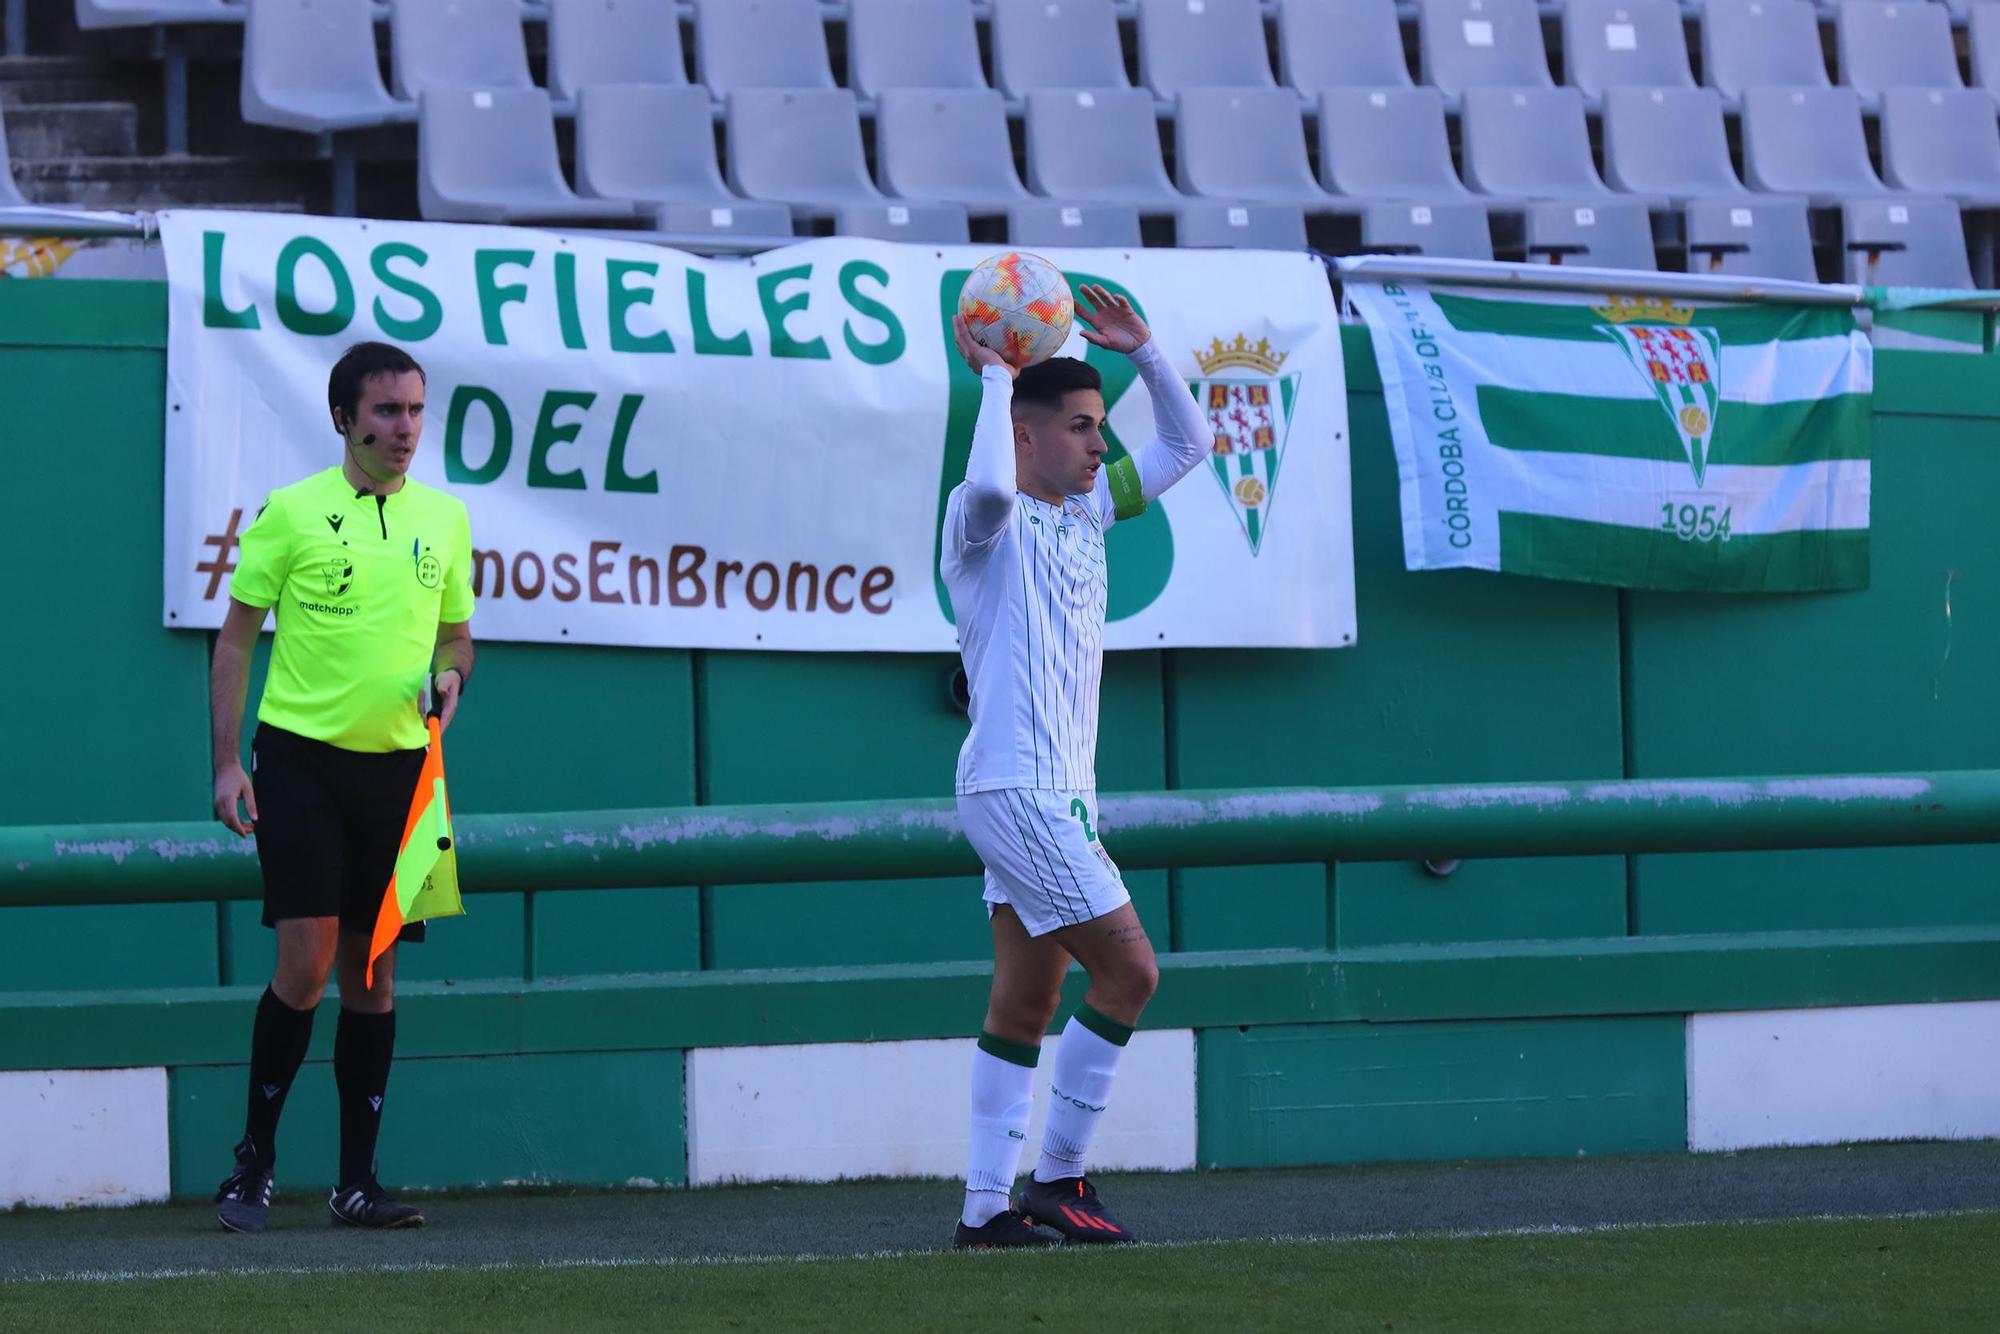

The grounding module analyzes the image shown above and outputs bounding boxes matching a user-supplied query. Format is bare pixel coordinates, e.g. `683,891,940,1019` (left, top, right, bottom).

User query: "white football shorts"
957,788,1130,937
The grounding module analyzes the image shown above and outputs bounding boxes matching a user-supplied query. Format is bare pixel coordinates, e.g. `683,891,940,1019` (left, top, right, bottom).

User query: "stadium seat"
1524,199,1659,269
0,108,26,207
1317,87,1477,202
576,85,753,207
1835,2,1962,111
649,201,798,239
1741,86,1890,205
694,0,835,97
1684,197,1819,282
726,88,888,217
1025,88,1184,213
1560,0,1695,109
1973,8,2000,107
990,0,1130,101
392,0,536,106
1842,196,1975,287
1136,0,1276,100
547,0,688,104
848,0,987,100
1173,88,1344,211
75,0,241,28
876,89,1034,217
834,202,972,243
1602,87,1751,204
1175,200,1310,248
1880,88,2000,206
1360,199,1496,260
1461,87,1619,200
1418,0,1554,108
417,87,640,223
1006,201,1145,247
1276,0,1413,94
1700,0,1829,111
242,0,414,134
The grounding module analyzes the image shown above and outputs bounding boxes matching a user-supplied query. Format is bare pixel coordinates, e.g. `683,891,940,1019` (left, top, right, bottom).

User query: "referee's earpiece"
346,417,377,497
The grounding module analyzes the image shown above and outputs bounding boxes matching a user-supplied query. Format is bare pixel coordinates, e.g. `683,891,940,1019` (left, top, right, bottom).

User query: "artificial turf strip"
3,1212,1994,1333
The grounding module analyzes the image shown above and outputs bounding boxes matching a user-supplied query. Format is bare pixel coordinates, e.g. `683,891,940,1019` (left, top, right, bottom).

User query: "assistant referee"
209,341,475,1233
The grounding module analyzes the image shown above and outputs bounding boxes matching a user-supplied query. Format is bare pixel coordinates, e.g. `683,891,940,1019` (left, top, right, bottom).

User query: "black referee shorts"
252,724,427,942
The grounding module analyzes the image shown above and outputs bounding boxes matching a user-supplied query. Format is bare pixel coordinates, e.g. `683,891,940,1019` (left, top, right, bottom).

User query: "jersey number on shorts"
1070,798,1097,843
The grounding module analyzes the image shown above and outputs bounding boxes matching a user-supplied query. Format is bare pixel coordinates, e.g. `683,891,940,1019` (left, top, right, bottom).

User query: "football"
957,251,1075,368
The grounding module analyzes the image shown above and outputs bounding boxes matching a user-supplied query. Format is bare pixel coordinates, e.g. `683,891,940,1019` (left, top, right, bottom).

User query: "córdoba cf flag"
366,711,463,987
1346,281,1872,592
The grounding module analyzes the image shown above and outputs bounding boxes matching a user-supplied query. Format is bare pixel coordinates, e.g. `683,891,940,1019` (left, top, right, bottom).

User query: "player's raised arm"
953,313,1022,544
1075,284,1212,502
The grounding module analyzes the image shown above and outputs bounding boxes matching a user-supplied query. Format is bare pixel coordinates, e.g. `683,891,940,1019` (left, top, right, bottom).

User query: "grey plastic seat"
835,202,972,243
1975,8,2000,106
1561,0,1694,108
1741,86,1890,205
392,0,537,106
849,0,986,99
876,89,1033,216
1174,87,1343,210
1277,0,1413,93
1318,87,1475,202
694,0,835,97
576,84,751,206
242,0,414,133
1525,199,1659,269
1176,200,1310,248
1602,87,1749,204
1841,196,1975,287
1880,88,2000,206
1461,87,1617,200
726,88,887,216
418,87,641,223
1836,2,1961,111
76,0,241,27
1418,0,1554,107
991,0,1130,101
1025,87,1183,212
548,0,688,104
1700,0,1828,111
1007,202,1144,247
650,200,798,238
1684,197,1818,281
1361,199,1495,259
1137,0,1276,100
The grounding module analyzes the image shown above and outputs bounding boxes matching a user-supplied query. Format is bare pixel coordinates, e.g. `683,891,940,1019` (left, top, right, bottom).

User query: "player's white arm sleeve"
961,365,1018,544
1127,337,1213,500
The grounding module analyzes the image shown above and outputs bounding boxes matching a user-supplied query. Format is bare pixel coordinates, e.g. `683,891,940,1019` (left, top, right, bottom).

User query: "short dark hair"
1011,356,1101,414
328,341,425,426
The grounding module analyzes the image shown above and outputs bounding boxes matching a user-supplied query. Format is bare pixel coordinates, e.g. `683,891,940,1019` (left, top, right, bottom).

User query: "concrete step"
0,56,132,108
3,102,138,159
13,155,319,211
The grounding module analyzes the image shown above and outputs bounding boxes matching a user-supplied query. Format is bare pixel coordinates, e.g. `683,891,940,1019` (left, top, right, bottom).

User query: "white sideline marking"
6,1208,1991,1285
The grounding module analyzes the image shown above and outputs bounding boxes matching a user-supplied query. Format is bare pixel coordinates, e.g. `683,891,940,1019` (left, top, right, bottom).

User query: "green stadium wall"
1,280,1996,1203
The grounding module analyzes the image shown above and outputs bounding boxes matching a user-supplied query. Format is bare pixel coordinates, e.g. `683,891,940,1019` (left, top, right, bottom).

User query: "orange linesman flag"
366,710,464,987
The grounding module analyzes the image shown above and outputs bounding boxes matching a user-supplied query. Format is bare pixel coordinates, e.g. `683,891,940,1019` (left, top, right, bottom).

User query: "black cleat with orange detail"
1016,1175,1138,1244
952,1208,1061,1250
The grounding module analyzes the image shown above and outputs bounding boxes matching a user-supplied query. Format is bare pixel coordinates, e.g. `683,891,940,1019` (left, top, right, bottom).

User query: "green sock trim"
977,1030,1041,1068
1074,1003,1134,1048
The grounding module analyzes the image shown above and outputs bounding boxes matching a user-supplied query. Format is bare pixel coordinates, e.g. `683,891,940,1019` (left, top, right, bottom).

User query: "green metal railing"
3,770,1995,908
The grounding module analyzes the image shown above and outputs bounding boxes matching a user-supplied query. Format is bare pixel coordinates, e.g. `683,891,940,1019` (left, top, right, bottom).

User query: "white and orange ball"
957,251,1075,368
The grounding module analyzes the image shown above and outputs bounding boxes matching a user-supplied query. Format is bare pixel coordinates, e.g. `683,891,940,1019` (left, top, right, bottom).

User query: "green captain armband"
1107,455,1147,521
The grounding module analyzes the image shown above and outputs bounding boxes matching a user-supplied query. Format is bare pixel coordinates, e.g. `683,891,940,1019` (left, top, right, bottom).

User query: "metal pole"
4,0,25,57
2,771,1996,908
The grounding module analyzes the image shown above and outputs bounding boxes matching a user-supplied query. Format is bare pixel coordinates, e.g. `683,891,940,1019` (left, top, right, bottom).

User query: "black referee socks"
334,1007,397,1189
243,985,316,1173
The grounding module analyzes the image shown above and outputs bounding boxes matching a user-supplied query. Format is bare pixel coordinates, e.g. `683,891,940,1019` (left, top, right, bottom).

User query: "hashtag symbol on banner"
197,508,244,600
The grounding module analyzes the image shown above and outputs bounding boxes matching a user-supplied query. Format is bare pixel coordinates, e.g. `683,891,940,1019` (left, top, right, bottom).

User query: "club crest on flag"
1592,296,1723,487
1191,333,1301,555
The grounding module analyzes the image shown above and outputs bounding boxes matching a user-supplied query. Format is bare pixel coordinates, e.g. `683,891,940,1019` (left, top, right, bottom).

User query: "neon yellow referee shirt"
229,466,474,753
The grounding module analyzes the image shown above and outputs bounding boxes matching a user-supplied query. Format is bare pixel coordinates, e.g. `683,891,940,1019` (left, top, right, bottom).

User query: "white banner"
161,211,1353,650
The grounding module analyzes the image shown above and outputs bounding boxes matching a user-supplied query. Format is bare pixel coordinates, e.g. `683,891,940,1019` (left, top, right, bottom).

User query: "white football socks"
1034,1005,1132,1184
963,1033,1038,1228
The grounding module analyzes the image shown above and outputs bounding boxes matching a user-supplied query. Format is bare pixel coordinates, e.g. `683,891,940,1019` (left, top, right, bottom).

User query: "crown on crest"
1590,295,1694,326
1194,333,1287,375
